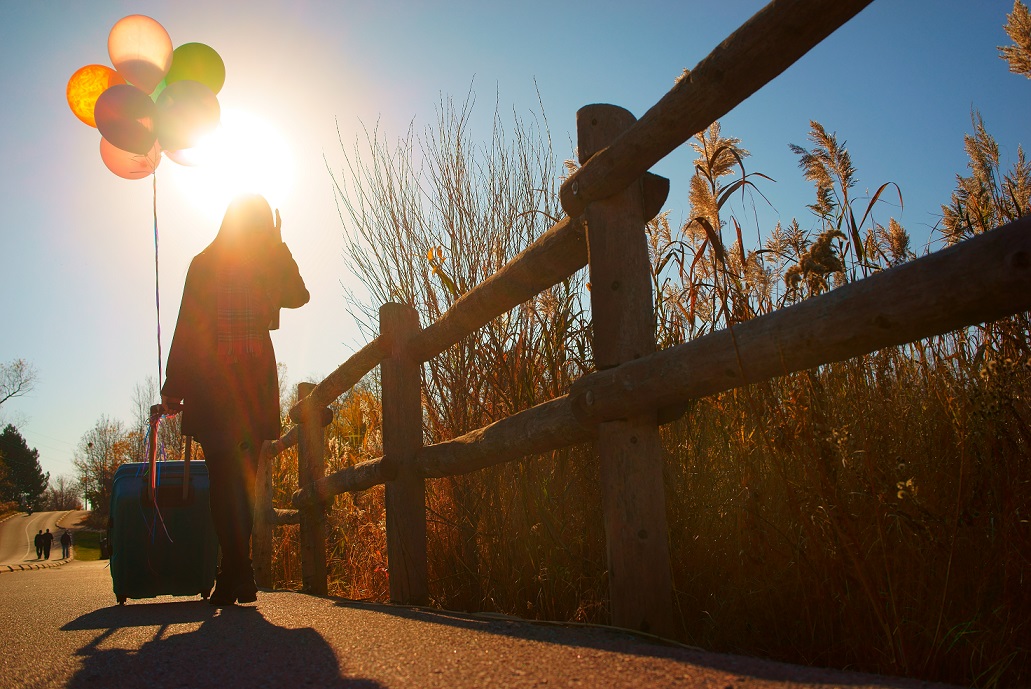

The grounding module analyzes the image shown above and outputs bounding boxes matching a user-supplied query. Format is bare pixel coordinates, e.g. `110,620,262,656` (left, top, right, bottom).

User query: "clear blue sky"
1,1,1027,482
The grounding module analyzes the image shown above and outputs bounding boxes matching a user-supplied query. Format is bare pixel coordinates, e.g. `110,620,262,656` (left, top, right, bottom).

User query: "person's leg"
202,434,241,604
234,437,261,601
201,431,260,603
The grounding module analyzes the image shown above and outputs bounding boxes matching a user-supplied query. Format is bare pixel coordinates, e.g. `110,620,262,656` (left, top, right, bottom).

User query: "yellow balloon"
66,65,125,127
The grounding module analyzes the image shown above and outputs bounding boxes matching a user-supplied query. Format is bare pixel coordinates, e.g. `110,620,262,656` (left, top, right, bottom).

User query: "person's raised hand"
161,395,183,415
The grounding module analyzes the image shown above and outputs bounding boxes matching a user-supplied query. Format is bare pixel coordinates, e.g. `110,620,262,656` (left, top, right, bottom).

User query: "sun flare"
163,108,294,217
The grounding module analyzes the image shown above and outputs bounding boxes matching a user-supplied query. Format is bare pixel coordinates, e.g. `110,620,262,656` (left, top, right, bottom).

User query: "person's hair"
207,194,276,258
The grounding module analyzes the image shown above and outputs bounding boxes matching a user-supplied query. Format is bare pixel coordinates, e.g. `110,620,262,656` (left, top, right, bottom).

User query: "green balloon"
150,79,167,102
166,43,225,95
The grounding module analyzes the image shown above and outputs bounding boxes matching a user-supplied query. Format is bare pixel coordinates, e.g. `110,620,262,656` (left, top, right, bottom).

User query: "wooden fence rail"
559,0,873,217
281,212,1031,509
250,0,1028,636
255,218,1031,622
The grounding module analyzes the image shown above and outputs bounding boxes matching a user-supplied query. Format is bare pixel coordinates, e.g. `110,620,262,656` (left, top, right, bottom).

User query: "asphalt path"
0,559,961,689
0,510,87,566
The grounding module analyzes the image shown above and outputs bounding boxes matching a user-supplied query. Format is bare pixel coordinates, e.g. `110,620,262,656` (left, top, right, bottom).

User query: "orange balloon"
66,65,125,127
100,137,161,180
108,15,173,94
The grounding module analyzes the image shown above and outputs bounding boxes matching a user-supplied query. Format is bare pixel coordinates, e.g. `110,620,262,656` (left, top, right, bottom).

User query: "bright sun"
163,108,294,217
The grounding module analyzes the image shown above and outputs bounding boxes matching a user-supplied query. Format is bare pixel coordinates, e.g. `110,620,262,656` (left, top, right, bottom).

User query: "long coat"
161,243,309,443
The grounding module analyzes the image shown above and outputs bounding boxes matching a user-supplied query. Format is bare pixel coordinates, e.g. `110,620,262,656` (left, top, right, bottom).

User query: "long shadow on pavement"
62,601,383,689
328,599,937,689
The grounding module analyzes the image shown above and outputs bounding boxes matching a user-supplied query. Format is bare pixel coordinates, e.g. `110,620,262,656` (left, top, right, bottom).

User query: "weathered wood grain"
578,104,675,638
570,216,1031,424
297,382,328,596
408,173,667,365
290,337,387,423
293,217,1031,501
292,456,393,508
252,440,276,588
269,425,298,455
272,508,300,526
415,396,592,479
381,303,429,605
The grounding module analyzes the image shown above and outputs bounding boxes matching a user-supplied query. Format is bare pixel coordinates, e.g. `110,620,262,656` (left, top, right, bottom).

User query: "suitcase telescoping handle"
148,403,192,502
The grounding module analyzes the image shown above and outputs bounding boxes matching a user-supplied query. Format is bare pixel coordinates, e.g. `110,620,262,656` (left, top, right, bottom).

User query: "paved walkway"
0,510,87,572
0,560,958,689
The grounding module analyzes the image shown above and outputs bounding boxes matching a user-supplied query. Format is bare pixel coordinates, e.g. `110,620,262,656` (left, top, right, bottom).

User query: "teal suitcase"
108,460,218,604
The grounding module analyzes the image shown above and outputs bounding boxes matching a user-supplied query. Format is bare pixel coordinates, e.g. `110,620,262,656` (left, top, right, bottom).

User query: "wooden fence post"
297,381,328,595
380,302,428,605
252,440,274,589
578,103,675,637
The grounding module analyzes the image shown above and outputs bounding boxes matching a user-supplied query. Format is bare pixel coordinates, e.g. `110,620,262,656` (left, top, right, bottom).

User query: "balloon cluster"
66,15,225,180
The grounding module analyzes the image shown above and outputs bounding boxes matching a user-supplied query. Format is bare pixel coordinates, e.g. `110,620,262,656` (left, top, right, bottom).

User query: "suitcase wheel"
201,588,211,599
117,595,127,605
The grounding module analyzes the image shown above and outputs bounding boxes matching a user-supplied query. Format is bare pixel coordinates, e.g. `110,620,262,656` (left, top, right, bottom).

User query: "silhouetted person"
34,530,43,559
61,530,72,559
42,528,53,559
162,194,309,607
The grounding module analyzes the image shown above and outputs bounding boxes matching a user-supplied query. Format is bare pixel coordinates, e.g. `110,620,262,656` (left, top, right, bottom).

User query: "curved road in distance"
0,510,88,566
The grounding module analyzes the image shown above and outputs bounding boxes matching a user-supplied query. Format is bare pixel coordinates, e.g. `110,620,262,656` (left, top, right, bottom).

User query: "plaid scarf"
216,265,269,363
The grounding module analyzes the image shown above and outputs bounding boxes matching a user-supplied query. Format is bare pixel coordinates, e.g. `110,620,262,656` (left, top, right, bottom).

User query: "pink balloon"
156,80,220,152
163,147,203,166
94,84,157,155
108,15,173,94
100,137,161,180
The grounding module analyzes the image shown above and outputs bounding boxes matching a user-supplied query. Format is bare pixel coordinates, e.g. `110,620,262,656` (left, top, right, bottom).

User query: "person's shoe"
208,570,236,606
235,574,258,604
235,561,258,604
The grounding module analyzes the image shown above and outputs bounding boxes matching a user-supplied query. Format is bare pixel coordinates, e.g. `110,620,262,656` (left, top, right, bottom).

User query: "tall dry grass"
260,90,1031,687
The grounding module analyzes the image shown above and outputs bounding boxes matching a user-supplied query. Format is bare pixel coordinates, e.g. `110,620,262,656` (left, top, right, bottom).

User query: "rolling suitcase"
109,411,218,604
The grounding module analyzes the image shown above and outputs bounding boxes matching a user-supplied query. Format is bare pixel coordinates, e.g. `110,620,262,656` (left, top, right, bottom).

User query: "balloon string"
153,171,163,391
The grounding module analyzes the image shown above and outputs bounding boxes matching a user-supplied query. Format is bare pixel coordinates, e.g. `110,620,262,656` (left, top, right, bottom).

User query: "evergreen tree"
0,450,15,503
0,425,49,508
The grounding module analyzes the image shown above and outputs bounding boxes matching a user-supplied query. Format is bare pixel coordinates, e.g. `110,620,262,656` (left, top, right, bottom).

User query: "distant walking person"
161,194,309,607
34,530,43,559
60,530,72,559
42,529,54,559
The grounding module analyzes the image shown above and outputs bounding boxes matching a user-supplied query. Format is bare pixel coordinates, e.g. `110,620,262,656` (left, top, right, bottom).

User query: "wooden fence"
250,0,1031,638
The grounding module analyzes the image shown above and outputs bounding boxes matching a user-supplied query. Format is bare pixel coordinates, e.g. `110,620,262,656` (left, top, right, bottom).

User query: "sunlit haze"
163,109,295,217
